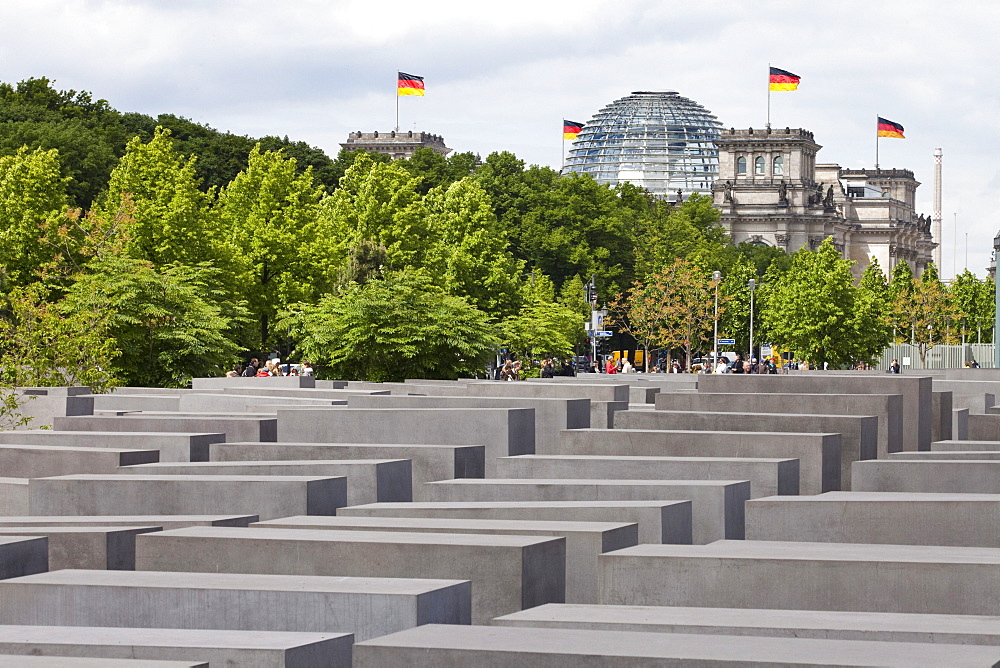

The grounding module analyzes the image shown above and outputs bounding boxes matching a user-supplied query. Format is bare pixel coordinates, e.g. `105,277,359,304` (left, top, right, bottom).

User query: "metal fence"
876,343,995,370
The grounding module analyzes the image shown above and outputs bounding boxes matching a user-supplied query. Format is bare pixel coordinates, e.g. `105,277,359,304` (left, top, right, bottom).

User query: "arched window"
736,156,747,175
773,155,784,176
754,156,765,175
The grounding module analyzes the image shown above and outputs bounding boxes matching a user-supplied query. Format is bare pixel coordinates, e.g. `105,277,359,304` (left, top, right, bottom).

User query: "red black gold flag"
877,117,905,139
769,67,800,91
397,72,425,96
563,120,584,140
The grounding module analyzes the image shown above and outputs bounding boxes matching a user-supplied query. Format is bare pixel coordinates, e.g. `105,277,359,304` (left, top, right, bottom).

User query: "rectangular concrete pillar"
0,431,225,463
54,415,276,444
0,536,47,579
852,460,1000,493
0,526,160,569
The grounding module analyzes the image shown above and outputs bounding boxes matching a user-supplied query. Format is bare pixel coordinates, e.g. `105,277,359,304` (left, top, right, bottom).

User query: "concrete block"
0,444,159,478
118,459,412,505
421,478,748,543
134,526,564,624
852,460,1000,493
559,429,840,495
277,407,533,476
0,535,47,578
599,540,1000,615
616,410,874,491
347,394,589,455
465,381,630,403
655,391,902,457
0,431,225,463
497,454,799,497
890,451,1000,460
0,477,29,515
55,415,276,444
954,407,969,439
698,374,932,451
493,603,1000,646
91,393,181,412
0,525,159,569
746,491,1000,547
353,624,1000,667
0,515,257,529
0,569,469,641
932,391,953,444
931,379,1000,414
967,413,1000,440
932,440,1000,452
209,442,484,489
177,393,341,412
12,388,94,429
590,400,629,429
0,626,352,667
254,515,637,604
29,474,347,520
0,657,207,667
191,375,316,389
339,500,692,544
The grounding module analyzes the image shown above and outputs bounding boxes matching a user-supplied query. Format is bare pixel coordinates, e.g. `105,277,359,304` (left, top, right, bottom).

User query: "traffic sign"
595,331,613,338
718,338,736,345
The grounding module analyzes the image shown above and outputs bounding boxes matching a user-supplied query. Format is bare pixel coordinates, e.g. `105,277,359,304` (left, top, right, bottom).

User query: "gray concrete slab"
353,624,1000,667
616,410,875,491
0,477,29,515
0,535,47,579
0,525,160,569
955,407,970,439
54,415,276,444
209,442,484,490
852,459,1000,493
0,568,468,641
599,540,1000,615
559,429,840,495
118,459,412,505
496,454,799,497
347,394,589,455
276,407,533,476
421,478,748,543
464,381,630,403
338,500,692,544
932,390,953,444
932,440,1000,451
590,400,630,428
176,393,341,412
0,657,206,667
0,444,159,478
0,515,256,529
930,379,1000,414
968,413,1000,440
698,374,932,451
746,492,1000,547
28,474,347,520
134,526,564,624
654,392,902,457
191,375,316,389
890,451,1000,459
253,515,637,604
0,626,351,668
13,388,94,430
0,431,224,463
492,603,1000,646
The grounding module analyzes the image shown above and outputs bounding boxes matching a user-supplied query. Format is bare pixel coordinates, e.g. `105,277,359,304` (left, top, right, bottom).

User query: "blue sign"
595,331,613,337
718,338,736,345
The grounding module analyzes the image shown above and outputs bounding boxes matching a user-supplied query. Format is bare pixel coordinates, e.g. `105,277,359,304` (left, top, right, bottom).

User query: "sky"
1,0,998,277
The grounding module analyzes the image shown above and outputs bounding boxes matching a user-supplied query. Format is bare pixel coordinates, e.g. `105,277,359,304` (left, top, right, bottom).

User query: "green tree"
887,260,915,343
716,256,758,355
216,145,328,349
281,269,498,382
854,257,893,364
761,238,861,368
906,263,957,366
950,269,995,344
499,274,582,364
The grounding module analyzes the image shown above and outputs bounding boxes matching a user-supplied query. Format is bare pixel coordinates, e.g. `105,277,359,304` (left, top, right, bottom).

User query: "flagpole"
395,72,399,132
766,63,771,129
875,115,879,170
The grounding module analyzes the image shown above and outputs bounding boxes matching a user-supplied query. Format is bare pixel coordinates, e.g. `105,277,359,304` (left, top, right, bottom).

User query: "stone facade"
711,127,935,280
341,130,451,160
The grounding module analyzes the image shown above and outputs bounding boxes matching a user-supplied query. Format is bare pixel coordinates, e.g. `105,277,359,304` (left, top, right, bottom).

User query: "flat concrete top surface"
148,525,563,548
495,603,1000,635
0,444,157,453
224,441,482,448
751,492,1000,503
0,516,257,525
356,624,1000,665
280,407,530,413
609,540,1000,564
8,569,467,593
0,526,160,535
9,431,221,437
348,500,690,509
649,410,879,419
935,440,1000,445
501,455,796,464
0,658,208,667
433,478,747,487
39,474,346,482
254,516,634,533
0,625,351,649
70,415,272,421
0,477,27,484
0,535,43,547
581,428,840,437
130,459,407,467
678,393,900,400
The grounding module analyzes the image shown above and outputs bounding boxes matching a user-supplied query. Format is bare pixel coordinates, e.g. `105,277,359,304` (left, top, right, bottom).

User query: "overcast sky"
2,0,997,276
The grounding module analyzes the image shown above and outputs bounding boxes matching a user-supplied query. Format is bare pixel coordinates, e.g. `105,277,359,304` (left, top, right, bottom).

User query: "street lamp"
747,278,757,364
712,271,722,371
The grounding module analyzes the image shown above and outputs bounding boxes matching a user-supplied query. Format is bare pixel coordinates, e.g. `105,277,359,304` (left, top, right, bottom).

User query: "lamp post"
747,278,757,364
712,271,722,371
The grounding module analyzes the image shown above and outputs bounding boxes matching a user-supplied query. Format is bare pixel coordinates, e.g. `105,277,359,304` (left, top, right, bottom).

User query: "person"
731,354,745,374
671,360,681,374
300,361,314,377
971,359,981,368
511,359,522,380
621,358,633,374
242,358,259,377
714,357,729,374
592,360,601,374
499,360,514,381
605,358,617,374
540,359,555,379
889,358,901,374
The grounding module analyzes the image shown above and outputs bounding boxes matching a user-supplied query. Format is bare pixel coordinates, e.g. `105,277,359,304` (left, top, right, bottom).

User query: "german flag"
398,72,425,96
769,67,800,91
563,120,584,140
877,117,905,139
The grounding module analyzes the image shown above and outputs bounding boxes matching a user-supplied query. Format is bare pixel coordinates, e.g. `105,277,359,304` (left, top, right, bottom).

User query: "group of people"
227,357,313,378
713,354,779,374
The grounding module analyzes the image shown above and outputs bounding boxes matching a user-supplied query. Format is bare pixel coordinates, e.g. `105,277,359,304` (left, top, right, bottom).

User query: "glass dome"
565,90,723,198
